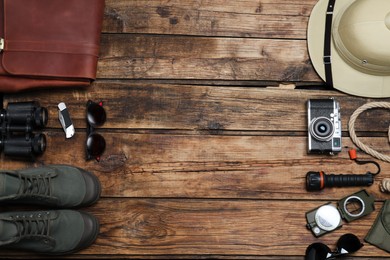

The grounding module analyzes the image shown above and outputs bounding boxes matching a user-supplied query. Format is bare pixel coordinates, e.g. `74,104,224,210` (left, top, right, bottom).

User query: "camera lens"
314,120,332,137
310,117,334,141
317,123,328,134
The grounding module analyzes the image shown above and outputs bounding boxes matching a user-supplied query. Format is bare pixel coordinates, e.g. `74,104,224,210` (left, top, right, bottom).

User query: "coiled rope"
380,178,390,193
348,102,390,163
348,102,390,193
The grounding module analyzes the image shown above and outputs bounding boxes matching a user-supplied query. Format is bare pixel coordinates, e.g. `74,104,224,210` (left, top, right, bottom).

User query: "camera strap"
323,0,336,88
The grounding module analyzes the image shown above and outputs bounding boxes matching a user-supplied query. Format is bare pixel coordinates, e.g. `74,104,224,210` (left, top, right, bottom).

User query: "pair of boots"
0,164,101,255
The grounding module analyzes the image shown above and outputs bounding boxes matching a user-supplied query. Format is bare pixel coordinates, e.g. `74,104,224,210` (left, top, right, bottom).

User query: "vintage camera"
307,98,342,154
0,101,48,160
306,190,375,237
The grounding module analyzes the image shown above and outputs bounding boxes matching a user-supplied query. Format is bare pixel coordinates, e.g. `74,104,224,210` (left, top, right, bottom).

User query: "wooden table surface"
1,0,390,259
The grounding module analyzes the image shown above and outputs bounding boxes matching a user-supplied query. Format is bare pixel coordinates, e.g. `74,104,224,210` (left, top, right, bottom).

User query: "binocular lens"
3,133,46,159
0,101,48,160
32,134,47,155
34,107,48,128
87,102,106,126
6,102,48,129
86,133,106,158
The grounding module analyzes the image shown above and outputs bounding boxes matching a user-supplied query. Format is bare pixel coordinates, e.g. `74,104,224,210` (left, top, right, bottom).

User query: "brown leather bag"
0,0,105,92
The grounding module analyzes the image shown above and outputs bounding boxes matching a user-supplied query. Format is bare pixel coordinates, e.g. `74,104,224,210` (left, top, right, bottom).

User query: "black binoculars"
0,101,48,160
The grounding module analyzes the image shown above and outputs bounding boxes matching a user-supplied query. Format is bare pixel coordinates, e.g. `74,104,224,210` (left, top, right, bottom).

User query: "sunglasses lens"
305,243,331,260
337,233,363,254
86,133,106,158
87,102,106,126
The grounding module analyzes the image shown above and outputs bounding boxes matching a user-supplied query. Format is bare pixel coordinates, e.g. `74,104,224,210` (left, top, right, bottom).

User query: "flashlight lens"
306,171,323,191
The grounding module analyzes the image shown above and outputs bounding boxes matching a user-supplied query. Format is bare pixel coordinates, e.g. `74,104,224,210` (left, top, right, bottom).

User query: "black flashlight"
306,151,381,191
306,171,375,191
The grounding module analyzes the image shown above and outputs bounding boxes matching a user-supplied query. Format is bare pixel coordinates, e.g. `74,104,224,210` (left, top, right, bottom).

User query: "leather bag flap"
1,0,104,79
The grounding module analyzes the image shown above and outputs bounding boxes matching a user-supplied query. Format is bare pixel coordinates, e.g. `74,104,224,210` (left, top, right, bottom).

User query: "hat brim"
307,0,390,98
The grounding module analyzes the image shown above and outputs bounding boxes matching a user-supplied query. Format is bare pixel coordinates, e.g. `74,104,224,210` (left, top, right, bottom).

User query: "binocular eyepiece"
0,102,48,160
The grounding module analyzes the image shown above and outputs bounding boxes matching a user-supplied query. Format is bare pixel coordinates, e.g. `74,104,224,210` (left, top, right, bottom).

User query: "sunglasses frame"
86,100,106,162
305,233,363,260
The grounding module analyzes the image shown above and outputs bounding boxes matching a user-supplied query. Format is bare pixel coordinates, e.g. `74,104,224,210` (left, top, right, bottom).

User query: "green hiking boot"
0,165,101,208
0,209,99,255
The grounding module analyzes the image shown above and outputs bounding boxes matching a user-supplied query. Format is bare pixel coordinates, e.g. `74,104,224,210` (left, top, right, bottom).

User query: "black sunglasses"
86,100,106,162
305,233,363,260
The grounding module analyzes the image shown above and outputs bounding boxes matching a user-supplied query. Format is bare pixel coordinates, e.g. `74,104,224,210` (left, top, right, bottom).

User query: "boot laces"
12,212,53,243
17,173,53,198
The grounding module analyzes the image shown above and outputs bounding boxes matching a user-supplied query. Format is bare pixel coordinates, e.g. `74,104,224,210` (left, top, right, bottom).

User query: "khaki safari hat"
308,0,390,98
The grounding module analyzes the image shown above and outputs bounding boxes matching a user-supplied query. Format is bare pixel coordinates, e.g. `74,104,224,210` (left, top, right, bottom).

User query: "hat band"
323,0,336,88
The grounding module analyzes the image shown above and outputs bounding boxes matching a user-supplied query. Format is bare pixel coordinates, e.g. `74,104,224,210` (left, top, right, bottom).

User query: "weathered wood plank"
0,132,388,201
50,134,390,201
97,34,318,82
103,0,316,39
0,255,306,260
5,84,390,132
90,199,388,257
2,199,387,257
2,0,389,259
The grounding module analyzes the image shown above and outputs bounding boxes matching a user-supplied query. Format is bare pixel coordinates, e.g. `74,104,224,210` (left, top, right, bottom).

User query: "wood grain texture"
99,0,322,83
2,86,389,258
5,84,390,132
1,199,388,257
103,0,315,38
97,35,318,82
0,130,388,201
1,0,390,258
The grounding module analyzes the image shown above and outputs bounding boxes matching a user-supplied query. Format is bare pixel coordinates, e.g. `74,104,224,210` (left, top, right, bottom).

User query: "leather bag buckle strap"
0,38,4,52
